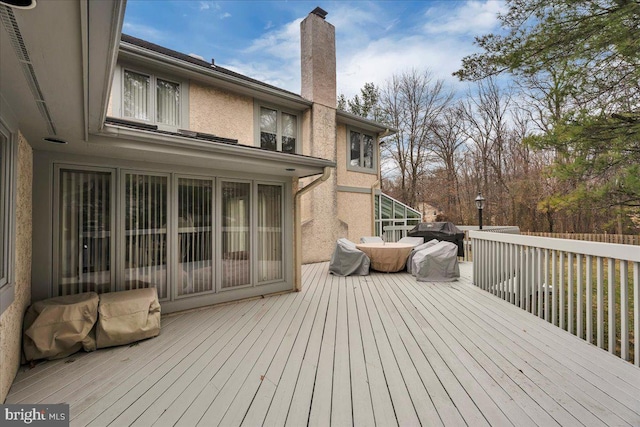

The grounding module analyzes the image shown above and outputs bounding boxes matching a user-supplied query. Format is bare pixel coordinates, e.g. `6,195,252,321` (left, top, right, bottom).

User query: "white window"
0,123,15,314
111,64,188,129
347,128,376,173
256,104,299,154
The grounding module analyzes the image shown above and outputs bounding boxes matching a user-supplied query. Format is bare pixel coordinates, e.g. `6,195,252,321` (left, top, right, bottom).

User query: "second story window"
111,64,188,130
258,105,298,154
123,70,180,126
348,128,376,173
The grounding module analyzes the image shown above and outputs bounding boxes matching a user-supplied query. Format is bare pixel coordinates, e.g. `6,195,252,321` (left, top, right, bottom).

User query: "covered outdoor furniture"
397,236,424,246
96,287,161,349
412,241,460,282
407,222,466,257
360,236,384,243
23,292,99,361
329,238,370,276
406,239,439,274
356,242,415,273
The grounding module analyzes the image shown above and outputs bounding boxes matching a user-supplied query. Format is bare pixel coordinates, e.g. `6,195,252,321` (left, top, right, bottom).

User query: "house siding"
0,132,32,402
189,81,254,145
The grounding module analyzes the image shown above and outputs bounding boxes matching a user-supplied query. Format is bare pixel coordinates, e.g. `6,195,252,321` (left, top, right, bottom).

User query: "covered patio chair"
406,239,439,274
397,236,424,246
329,238,370,276
360,236,383,243
412,241,460,282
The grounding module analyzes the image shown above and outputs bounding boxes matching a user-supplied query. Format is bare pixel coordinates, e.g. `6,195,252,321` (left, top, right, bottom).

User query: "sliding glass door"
123,172,168,299
257,184,283,283
177,177,214,296
57,168,113,296
221,181,251,289
55,166,289,306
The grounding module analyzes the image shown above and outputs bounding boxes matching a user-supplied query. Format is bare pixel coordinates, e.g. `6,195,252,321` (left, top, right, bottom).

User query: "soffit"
0,0,123,151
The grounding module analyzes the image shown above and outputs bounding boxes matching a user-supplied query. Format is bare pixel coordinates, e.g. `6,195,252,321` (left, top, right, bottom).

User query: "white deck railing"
470,230,640,366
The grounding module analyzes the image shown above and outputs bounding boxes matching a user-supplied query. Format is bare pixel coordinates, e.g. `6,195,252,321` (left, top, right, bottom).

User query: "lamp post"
475,192,485,230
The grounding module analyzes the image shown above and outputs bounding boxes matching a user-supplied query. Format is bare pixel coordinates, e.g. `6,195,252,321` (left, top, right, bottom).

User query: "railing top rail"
469,230,640,262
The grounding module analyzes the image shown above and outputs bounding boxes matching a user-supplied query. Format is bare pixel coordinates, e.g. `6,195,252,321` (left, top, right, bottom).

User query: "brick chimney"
300,7,336,108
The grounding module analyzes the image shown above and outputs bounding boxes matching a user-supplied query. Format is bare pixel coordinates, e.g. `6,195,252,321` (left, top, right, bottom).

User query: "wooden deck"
7,262,640,426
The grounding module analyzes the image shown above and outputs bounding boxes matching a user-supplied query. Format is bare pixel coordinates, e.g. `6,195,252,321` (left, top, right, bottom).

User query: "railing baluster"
510,243,516,305
577,253,583,339
544,249,550,322
560,251,565,330
620,260,628,361
537,247,543,318
586,255,593,344
634,261,639,366
597,257,604,349
568,252,574,334
608,258,615,354
552,250,557,326
519,246,525,308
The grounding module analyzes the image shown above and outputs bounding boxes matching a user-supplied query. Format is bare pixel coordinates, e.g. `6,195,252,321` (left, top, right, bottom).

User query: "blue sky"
123,1,507,98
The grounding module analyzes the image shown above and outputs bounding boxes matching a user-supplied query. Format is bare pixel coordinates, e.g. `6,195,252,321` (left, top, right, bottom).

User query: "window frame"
0,121,15,315
111,63,189,131
346,126,377,174
253,101,301,154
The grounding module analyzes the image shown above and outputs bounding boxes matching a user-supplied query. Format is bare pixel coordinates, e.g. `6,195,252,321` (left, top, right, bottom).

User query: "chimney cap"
310,7,328,19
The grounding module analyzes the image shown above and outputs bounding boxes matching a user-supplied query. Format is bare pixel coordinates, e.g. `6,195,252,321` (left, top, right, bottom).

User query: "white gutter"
371,179,379,235
293,167,332,291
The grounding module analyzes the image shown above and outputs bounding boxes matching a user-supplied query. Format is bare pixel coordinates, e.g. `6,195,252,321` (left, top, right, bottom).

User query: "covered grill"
407,222,465,257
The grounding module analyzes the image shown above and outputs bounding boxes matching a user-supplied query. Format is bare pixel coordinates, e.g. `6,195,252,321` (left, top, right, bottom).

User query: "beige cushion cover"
96,287,161,349
23,292,99,361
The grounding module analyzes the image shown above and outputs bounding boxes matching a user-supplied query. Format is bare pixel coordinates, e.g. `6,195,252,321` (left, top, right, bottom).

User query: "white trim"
346,126,377,174
253,100,302,154
110,62,190,132
470,231,640,262
0,119,16,315
52,164,117,298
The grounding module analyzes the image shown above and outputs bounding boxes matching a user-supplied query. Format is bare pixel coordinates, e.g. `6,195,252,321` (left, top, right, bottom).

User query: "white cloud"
220,12,231,19
423,0,507,35
199,1,211,11
217,1,502,99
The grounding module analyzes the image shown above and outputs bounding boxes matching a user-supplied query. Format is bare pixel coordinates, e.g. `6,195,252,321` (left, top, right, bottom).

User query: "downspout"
293,167,332,291
371,128,388,236
371,179,379,235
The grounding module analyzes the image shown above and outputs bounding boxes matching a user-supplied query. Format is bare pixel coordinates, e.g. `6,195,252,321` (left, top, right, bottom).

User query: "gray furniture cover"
397,236,424,246
406,239,439,274
360,236,383,243
329,238,370,276
412,241,460,282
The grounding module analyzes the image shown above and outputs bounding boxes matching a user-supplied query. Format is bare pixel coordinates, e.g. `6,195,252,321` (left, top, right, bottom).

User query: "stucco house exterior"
0,1,420,401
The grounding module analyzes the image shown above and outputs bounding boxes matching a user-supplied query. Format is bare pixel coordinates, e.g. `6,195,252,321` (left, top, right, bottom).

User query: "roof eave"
336,110,398,136
119,41,313,110
95,123,335,178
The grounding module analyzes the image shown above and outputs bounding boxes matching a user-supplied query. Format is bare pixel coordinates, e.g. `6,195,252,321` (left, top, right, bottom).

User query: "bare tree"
379,69,453,207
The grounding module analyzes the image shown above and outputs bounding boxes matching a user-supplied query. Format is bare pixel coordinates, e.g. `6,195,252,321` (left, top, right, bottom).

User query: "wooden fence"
523,232,640,246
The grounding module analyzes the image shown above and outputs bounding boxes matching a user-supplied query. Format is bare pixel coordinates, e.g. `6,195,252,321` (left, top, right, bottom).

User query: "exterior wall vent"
0,4,56,134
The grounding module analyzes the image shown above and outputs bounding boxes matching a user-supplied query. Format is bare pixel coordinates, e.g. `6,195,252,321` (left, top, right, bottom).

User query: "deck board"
7,261,640,426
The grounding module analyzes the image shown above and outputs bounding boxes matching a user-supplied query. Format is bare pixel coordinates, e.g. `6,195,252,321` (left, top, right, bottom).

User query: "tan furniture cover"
96,287,161,349
23,292,99,361
356,242,415,272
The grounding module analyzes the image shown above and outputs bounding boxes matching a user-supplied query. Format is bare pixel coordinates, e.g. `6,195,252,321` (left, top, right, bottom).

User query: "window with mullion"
122,69,181,127
260,107,277,151
348,129,376,172
258,106,298,153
